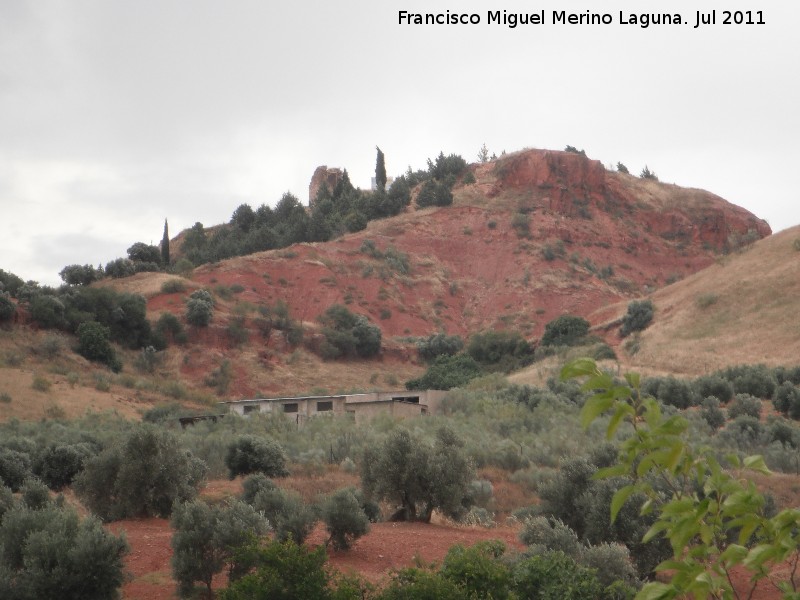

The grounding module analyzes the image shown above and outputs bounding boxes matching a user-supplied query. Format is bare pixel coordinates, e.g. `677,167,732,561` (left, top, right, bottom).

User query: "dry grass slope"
590,225,800,376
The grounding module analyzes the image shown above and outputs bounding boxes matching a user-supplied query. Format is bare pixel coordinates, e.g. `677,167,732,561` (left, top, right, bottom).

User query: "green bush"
700,397,726,430
639,165,658,180
693,374,734,403
378,568,462,600
728,393,762,420
240,473,277,505
0,294,16,323
186,289,214,327
227,315,250,346
405,353,482,390
716,364,777,398
76,321,121,371
362,427,474,523
440,541,510,599
467,330,534,373
225,435,289,479
619,300,654,337
580,543,639,590
540,315,590,347
0,448,33,492
155,312,187,344
250,487,317,544
416,333,464,361
104,257,136,278
321,487,370,550
520,516,581,557
318,305,382,359
31,374,51,392
416,179,453,208
74,425,207,521
37,333,64,358
0,503,129,600
511,212,530,238
160,279,186,294
218,538,331,600
512,551,604,600
773,381,800,418
171,498,268,596
643,375,697,409
33,443,94,491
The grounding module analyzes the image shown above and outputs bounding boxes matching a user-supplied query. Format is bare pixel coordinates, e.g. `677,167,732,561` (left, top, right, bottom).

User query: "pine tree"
161,219,170,266
375,146,387,191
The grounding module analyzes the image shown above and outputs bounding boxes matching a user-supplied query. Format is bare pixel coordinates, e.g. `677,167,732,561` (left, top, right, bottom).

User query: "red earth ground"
107,471,800,600
109,516,795,600
108,517,525,600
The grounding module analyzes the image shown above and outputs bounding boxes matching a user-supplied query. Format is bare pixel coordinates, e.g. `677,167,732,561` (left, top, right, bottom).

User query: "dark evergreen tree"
375,146,387,191
230,204,256,233
161,219,170,265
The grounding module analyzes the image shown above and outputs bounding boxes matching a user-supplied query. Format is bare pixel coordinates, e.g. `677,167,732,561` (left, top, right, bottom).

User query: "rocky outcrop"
309,166,344,206
493,149,770,252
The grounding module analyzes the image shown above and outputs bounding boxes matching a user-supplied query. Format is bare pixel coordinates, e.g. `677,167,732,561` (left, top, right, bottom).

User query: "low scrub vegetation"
3,352,800,597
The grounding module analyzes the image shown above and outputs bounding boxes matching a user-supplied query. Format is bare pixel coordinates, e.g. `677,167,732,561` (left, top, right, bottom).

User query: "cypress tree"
375,146,387,191
161,219,170,266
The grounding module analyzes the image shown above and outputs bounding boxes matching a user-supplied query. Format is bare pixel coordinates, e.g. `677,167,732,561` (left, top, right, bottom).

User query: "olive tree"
171,498,269,596
74,425,207,521
0,502,128,600
361,426,474,522
225,435,289,479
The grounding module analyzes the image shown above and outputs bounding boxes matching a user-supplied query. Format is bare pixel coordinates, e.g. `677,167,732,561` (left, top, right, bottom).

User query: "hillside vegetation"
0,146,776,417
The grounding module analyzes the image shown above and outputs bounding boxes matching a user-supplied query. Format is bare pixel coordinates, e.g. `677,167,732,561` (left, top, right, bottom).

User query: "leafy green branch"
561,357,800,600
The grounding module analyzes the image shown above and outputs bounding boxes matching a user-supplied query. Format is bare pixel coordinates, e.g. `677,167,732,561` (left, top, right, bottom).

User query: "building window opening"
317,400,333,412
283,403,299,413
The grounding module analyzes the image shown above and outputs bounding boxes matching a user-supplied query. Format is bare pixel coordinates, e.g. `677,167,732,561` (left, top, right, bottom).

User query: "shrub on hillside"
773,381,800,418
467,330,534,373
361,426,474,523
643,375,697,409
693,374,734,403
74,425,207,521
171,498,269,596
512,551,605,600
0,448,32,492
416,179,453,208
541,315,590,347
580,543,639,590
439,541,510,600
700,397,726,431
727,393,762,420
620,300,654,337
240,473,277,505
318,304,381,359
217,538,331,600
249,486,317,543
186,289,214,327
226,435,289,479
320,487,370,550
520,516,581,557
76,321,121,371
0,293,16,323
104,257,136,278
161,279,186,294
716,364,777,398
416,333,464,361
33,443,94,490
20,477,50,510
0,503,129,600
405,353,482,390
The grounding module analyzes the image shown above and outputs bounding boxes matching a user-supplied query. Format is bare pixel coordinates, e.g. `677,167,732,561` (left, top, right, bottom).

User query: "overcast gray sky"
2,0,798,285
